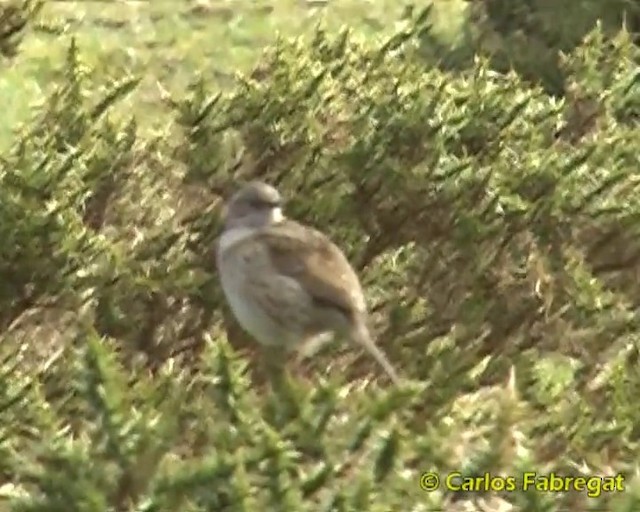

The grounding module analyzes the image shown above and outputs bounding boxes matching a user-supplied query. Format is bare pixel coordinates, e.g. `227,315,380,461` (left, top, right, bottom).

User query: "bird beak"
271,207,284,224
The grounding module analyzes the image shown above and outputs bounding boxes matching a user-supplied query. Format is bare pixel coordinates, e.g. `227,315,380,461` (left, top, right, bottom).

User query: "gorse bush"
1,6,640,511
0,0,42,60
415,0,640,95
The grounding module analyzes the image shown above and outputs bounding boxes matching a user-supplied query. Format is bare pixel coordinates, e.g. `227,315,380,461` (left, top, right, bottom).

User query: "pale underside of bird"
216,181,400,385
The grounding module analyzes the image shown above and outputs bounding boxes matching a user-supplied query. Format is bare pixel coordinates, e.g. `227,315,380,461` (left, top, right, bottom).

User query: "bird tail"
351,320,401,385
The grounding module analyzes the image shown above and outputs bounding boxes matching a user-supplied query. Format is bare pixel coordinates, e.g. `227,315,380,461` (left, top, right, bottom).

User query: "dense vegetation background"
1,0,639,510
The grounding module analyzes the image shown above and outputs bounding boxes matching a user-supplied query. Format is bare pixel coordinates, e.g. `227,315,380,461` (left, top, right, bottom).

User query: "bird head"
223,181,284,230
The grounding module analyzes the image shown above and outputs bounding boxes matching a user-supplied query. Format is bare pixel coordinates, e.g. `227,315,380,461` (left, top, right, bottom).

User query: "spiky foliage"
0,0,41,60
1,8,640,512
414,0,640,95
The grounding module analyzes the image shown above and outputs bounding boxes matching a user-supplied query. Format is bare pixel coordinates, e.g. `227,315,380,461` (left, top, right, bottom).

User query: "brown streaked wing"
257,220,366,318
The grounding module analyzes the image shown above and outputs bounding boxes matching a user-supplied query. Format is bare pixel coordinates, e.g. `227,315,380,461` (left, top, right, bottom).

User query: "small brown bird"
216,181,400,385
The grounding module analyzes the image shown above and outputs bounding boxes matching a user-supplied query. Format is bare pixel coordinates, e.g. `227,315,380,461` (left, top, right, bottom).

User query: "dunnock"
216,181,400,385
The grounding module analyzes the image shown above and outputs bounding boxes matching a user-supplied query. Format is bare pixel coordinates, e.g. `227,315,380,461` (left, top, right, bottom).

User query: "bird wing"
255,220,366,319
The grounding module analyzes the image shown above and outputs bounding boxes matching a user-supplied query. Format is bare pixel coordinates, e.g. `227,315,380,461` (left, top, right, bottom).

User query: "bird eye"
249,198,279,208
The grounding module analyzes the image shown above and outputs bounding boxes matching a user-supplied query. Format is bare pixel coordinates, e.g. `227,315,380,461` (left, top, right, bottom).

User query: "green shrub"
415,0,640,95
0,0,42,60
1,13,639,512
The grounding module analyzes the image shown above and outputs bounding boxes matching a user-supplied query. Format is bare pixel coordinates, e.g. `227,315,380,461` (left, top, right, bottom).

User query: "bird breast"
216,227,305,347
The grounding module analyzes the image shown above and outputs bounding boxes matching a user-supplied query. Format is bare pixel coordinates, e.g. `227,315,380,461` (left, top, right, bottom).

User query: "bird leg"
262,344,287,384
294,332,334,365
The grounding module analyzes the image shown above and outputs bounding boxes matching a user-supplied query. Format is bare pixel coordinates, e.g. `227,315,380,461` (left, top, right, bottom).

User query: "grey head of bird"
222,181,285,230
